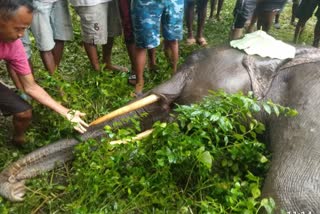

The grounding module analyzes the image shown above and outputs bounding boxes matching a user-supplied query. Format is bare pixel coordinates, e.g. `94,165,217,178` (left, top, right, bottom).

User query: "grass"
0,1,317,213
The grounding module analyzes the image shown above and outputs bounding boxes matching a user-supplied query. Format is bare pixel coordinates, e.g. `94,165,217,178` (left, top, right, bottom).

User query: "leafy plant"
63,91,296,213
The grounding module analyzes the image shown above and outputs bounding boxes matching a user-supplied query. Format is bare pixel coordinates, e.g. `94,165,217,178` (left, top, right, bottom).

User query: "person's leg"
102,37,128,72
83,43,100,71
313,19,320,47
291,0,299,25
134,47,147,94
274,12,281,29
12,109,32,145
209,0,216,18
0,83,32,146
51,0,73,67
294,18,307,43
147,48,158,71
185,0,196,44
39,51,56,74
164,40,179,73
119,0,137,78
162,0,183,73
257,11,277,32
104,0,128,72
196,0,208,46
52,40,64,67
247,9,258,32
216,0,224,20
31,1,57,74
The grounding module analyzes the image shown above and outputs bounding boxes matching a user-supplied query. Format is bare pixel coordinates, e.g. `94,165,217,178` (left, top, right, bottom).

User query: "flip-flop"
128,73,137,86
197,37,208,46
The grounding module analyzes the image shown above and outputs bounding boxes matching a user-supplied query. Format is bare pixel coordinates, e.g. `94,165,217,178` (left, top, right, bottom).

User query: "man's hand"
66,110,89,133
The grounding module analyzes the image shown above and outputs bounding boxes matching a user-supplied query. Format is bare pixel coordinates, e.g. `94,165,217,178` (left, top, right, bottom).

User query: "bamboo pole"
89,94,160,126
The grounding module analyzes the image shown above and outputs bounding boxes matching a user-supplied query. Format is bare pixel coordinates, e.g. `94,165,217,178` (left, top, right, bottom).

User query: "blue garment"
131,0,184,49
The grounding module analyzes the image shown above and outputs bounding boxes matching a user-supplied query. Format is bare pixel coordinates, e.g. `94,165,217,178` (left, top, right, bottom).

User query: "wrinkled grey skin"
1,46,320,212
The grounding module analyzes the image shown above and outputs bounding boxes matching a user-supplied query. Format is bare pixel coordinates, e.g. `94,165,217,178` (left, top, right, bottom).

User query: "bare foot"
105,64,129,72
197,37,208,46
148,64,160,72
11,136,26,148
186,37,196,45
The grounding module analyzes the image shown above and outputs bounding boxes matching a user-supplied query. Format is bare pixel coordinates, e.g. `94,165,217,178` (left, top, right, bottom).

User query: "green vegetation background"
0,1,317,213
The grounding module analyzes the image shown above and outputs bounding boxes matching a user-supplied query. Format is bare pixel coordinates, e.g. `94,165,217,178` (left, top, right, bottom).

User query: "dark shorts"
296,0,320,20
119,0,135,43
256,0,287,12
233,0,257,28
0,82,31,116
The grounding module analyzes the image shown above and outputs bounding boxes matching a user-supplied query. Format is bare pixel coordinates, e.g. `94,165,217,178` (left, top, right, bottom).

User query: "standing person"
131,0,184,96
209,0,224,20
230,0,257,40
118,0,158,86
185,0,209,46
0,0,88,146
70,0,127,72
249,0,287,33
294,0,320,47
291,0,301,25
31,0,73,75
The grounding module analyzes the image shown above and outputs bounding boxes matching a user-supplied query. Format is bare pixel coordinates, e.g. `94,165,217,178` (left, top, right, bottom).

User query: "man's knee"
14,109,32,121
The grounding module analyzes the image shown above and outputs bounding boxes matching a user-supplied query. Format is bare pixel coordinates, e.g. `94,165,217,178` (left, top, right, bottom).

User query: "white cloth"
69,0,111,6
230,30,296,59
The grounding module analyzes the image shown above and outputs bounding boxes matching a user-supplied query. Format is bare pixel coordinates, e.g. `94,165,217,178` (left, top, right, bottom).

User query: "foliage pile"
62,91,296,213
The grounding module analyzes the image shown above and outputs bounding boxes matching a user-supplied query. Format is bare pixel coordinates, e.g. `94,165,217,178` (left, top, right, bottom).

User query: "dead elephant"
1,46,320,212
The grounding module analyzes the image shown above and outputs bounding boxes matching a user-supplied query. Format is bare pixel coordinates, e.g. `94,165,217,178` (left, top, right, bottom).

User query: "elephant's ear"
242,55,285,100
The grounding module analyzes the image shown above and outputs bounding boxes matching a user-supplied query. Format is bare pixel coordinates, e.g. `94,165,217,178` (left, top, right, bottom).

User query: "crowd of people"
1,0,320,147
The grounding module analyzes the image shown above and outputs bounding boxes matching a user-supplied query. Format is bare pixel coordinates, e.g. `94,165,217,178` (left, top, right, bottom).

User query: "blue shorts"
131,0,184,49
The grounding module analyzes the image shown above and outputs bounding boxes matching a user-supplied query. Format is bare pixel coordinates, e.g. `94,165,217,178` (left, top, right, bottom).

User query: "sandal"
186,38,196,46
128,73,137,86
197,37,208,47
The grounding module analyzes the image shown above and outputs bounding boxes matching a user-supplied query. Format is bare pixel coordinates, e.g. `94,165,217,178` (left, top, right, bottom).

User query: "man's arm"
18,73,88,133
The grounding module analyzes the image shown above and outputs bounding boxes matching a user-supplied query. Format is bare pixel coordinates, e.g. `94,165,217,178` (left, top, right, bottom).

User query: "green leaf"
273,105,280,116
251,186,261,199
263,103,272,115
260,155,268,163
198,151,213,169
239,125,246,133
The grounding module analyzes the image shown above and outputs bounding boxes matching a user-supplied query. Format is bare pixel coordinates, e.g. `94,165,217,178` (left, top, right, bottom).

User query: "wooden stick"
89,94,160,126
109,129,154,145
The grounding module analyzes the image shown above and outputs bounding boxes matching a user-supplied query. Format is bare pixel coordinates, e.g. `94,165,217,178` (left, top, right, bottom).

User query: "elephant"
1,45,320,212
